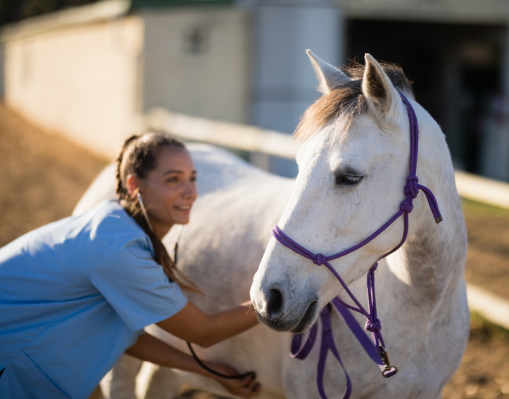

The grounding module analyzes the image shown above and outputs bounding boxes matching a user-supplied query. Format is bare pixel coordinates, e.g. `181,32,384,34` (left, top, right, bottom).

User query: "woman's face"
133,147,198,235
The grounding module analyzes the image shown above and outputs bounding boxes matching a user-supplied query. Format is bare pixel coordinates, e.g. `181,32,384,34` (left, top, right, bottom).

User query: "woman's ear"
126,174,141,196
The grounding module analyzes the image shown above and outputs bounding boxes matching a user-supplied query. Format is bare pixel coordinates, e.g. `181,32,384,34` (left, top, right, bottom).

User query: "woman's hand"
204,362,261,398
126,334,261,397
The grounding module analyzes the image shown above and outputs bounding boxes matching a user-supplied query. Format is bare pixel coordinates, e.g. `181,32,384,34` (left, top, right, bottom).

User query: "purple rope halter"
271,93,443,399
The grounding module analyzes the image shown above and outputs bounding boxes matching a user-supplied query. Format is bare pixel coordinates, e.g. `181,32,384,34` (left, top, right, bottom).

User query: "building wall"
251,2,342,134
142,7,251,124
4,15,143,159
245,0,343,176
4,0,507,179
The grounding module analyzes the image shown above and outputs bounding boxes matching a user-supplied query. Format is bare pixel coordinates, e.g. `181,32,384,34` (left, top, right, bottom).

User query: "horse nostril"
267,288,283,318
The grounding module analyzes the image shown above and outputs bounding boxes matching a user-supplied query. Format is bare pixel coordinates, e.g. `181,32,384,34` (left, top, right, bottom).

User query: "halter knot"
313,253,327,266
404,175,419,199
365,318,382,333
399,200,414,213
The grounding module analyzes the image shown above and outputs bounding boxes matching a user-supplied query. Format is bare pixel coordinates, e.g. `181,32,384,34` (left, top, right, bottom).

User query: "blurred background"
2,0,509,179
1,1,509,398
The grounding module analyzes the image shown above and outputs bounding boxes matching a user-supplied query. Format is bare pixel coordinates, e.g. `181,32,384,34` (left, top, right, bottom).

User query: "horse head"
251,51,438,333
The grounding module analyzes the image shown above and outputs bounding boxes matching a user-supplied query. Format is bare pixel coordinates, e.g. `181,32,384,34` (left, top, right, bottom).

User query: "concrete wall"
244,0,343,176
142,8,251,124
4,16,143,159
251,1,342,134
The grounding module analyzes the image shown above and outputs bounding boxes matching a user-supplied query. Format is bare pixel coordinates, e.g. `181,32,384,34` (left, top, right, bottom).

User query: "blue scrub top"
0,200,188,399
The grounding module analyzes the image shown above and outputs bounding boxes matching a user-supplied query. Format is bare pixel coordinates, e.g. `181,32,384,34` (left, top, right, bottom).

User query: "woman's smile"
174,205,192,212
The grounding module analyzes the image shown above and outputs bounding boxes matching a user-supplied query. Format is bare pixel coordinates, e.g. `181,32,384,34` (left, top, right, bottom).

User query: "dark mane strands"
294,60,413,141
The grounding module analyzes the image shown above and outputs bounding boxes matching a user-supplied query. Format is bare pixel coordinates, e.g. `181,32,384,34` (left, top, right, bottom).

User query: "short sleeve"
91,236,188,332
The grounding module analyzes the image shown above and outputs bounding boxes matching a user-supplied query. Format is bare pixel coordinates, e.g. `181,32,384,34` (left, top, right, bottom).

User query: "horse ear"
362,54,402,120
306,49,351,94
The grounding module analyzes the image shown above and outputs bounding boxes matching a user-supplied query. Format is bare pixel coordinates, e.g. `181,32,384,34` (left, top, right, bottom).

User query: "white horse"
250,52,469,398
76,52,468,399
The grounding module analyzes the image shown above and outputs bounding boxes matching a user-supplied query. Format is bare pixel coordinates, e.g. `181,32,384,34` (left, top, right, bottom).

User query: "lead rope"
175,227,256,381
273,92,442,398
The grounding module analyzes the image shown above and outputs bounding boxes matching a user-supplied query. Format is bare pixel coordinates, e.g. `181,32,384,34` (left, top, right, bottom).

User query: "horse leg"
141,363,185,399
282,355,321,399
100,354,143,399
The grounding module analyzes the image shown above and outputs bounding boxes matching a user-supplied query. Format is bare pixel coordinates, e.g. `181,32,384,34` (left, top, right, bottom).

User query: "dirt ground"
2,102,509,398
0,104,107,246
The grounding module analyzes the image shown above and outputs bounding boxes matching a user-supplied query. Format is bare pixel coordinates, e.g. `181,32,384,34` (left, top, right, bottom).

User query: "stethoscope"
138,192,254,380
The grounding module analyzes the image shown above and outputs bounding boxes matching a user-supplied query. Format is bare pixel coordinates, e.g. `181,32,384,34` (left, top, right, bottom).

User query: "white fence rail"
146,108,300,160
455,171,509,210
467,284,509,330
146,107,509,211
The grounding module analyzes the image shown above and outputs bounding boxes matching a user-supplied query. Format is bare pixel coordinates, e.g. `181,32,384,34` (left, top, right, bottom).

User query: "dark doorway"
347,20,505,175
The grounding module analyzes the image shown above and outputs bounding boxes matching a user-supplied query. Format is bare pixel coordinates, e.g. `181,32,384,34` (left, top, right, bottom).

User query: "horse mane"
294,61,413,141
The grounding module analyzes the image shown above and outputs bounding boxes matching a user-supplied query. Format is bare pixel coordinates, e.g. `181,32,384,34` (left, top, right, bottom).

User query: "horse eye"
335,174,363,186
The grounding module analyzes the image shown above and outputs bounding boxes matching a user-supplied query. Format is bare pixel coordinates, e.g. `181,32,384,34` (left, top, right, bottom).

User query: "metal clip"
379,346,398,378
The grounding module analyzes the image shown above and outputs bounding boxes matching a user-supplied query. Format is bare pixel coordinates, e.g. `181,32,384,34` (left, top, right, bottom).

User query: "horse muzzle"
253,285,319,333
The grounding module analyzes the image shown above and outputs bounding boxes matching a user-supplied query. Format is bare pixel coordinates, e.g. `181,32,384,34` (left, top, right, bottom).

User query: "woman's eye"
166,177,179,183
335,174,363,186
190,176,197,183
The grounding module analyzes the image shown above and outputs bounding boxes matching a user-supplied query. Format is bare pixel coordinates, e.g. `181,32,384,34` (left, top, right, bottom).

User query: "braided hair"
115,131,200,293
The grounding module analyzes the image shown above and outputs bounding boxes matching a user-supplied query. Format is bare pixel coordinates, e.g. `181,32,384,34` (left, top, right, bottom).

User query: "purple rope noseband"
271,93,443,399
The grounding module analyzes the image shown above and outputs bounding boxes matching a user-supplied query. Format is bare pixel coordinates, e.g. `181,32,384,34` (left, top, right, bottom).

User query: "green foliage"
461,197,509,219
470,311,509,339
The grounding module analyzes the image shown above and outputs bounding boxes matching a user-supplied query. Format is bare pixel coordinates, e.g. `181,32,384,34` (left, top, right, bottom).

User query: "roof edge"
0,0,132,43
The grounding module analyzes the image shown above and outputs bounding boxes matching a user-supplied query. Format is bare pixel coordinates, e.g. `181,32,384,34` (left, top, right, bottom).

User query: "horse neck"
387,121,468,309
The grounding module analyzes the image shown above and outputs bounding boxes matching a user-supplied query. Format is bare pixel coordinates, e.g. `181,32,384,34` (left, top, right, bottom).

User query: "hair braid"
115,135,140,201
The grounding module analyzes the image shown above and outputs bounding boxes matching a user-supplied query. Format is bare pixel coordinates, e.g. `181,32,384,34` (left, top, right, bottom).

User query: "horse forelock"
294,61,413,141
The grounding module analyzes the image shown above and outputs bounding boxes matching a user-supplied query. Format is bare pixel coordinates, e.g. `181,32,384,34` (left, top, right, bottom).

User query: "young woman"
0,132,261,399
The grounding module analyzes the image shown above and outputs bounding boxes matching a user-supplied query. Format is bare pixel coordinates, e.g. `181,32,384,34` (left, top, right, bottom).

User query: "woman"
0,132,261,399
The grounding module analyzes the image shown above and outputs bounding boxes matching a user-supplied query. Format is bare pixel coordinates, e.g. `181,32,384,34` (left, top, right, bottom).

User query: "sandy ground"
1,103,509,399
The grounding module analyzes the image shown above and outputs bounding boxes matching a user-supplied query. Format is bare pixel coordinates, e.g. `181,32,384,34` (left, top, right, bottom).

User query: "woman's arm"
156,300,258,348
126,333,260,398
